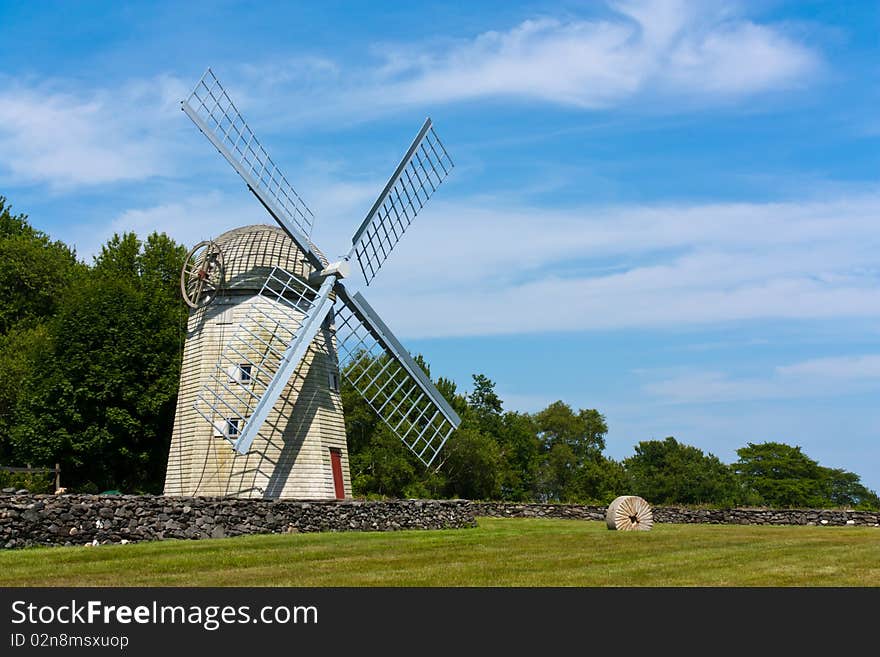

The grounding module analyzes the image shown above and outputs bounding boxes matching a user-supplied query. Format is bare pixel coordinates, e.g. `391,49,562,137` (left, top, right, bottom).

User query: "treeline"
0,197,186,493
344,369,880,510
1,196,877,509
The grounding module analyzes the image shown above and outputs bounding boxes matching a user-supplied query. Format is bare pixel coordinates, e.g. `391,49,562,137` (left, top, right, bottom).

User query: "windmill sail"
181,69,323,270
350,118,453,285
194,266,335,455
181,69,459,473
333,285,460,467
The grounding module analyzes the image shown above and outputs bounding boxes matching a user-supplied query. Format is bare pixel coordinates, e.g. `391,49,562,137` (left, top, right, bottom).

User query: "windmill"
163,69,460,500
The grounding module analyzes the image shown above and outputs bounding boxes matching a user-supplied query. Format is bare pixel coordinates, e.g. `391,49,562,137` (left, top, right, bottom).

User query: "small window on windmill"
328,370,340,393
226,363,253,384
216,307,233,325
211,417,241,438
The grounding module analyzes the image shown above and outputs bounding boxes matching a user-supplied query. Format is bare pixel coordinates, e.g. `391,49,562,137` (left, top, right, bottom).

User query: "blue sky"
1,1,879,490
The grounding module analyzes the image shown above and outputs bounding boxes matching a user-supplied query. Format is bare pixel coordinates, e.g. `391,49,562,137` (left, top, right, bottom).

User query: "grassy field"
2,517,879,586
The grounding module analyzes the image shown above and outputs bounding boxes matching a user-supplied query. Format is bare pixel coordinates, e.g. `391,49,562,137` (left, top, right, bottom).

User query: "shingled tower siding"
164,225,352,499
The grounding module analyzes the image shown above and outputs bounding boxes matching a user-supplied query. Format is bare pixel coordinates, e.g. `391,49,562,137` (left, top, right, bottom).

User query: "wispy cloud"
374,1,820,109
0,1,823,190
644,354,880,404
80,180,880,340
0,75,188,189
776,354,880,380
73,191,266,262
252,0,821,123
73,167,386,264
363,191,880,337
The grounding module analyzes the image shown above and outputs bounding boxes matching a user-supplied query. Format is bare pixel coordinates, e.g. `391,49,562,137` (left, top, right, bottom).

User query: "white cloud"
359,191,880,337
644,371,791,403
73,191,267,262
776,355,880,380
72,168,386,263
81,184,880,340
344,0,819,112
0,2,822,190
0,75,188,189
643,354,880,404
226,1,821,127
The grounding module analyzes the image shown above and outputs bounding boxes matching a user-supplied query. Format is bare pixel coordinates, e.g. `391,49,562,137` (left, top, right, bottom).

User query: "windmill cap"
208,224,328,292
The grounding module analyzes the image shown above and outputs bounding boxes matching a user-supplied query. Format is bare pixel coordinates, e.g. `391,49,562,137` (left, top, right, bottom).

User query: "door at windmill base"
330,448,345,500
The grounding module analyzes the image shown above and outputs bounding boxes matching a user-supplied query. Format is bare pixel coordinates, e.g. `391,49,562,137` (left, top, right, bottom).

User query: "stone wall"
4,496,878,550
0,495,475,549
472,502,880,527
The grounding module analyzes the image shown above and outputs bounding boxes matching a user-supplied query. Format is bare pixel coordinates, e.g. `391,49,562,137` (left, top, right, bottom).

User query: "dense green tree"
533,401,609,501
8,232,187,492
535,401,607,461
442,426,501,500
0,201,82,476
819,468,880,510
438,374,503,499
435,376,468,418
733,442,828,508
624,437,741,506
536,442,578,502
0,197,82,334
348,425,421,498
465,373,504,438
0,324,56,464
574,455,630,504
495,411,541,501
342,352,455,498
468,373,503,414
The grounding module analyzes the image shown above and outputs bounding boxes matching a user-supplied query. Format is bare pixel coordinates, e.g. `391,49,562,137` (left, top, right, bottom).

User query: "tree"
820,468,880,510
342,352,460,498
733,442,827,508
0,324,56,464
466,373,503,436
8,232,187,493
535,401,607,462
0,197,81,334
348,425,422,498
533,401,609,501
435,376,468,418
442,427,501,500
536,442,578,502
624,437,740,506
574,455,630,504
495,411,541,501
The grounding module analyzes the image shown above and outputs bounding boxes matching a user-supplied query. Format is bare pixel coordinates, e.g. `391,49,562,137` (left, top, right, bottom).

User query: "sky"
1,0,878,490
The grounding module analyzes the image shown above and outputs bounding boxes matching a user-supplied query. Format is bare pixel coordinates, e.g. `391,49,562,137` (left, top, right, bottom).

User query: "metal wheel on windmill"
180,239,224,309
177,68,460,472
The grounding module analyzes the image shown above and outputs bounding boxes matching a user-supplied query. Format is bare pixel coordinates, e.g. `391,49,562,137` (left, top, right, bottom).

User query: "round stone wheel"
606,495,653,531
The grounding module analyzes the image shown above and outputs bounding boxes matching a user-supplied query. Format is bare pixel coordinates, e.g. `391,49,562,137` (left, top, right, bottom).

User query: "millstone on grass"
606,495,653,531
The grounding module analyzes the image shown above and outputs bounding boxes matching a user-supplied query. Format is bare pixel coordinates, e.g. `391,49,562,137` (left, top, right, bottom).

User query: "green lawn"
2,517,879,586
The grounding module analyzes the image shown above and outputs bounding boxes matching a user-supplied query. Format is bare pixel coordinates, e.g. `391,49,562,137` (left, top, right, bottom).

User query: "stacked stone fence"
0,494,474,549
2,496,878,550
471,502,880,527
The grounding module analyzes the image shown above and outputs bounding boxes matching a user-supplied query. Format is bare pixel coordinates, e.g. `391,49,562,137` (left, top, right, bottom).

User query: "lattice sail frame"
351,118,453,285
333,295,457,467
182,69,315,240
181,69,461,467
193,267,323,446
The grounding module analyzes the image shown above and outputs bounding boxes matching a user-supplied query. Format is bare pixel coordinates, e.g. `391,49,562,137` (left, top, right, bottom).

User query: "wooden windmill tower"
163,69,460,500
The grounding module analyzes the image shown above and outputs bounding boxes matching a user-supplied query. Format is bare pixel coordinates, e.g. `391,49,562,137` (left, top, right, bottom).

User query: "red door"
329,448,345,500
